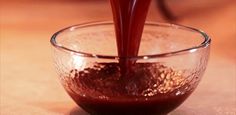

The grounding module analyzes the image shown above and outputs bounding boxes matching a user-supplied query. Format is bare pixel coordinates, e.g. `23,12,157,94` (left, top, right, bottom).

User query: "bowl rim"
50,21,211,60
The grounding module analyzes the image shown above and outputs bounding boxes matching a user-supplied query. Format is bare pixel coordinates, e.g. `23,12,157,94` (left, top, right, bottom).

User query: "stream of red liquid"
110,0,151,77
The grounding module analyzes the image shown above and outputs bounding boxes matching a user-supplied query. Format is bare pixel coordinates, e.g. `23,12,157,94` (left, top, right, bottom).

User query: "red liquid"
62,1,193,114
110,0,151,77
62,63,193,115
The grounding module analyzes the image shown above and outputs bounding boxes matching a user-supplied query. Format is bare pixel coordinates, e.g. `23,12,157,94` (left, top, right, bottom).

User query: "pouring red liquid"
61,0,194,114
110,0,151,77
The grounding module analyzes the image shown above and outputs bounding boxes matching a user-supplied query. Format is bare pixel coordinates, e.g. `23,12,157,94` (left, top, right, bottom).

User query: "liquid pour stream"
110,0,152,78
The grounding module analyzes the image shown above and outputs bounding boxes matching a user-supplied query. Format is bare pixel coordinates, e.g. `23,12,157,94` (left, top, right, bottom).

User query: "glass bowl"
50,21,211,115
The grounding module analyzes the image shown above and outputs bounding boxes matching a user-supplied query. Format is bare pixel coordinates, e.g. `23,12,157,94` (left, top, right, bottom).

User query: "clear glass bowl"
50,22,211,115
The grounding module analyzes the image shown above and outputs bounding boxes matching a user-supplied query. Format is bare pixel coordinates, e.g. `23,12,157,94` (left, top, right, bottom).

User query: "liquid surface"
61,63,193,115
